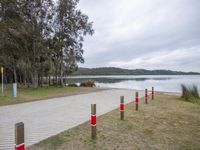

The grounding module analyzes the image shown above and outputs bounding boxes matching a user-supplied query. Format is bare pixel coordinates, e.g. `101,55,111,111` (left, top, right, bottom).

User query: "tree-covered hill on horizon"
72,67,200,75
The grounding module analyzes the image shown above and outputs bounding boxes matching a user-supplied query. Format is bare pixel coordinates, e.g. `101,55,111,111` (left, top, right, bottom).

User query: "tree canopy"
0,0,94,88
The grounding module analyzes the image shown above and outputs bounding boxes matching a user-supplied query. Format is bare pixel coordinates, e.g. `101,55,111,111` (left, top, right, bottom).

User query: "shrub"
181,84,200,102
181,84,190,100
80,80,95,87
191,85,199,98
67,83,78,87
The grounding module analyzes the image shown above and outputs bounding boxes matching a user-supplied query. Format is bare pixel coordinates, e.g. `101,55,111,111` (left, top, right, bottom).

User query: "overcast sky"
78,0,200,72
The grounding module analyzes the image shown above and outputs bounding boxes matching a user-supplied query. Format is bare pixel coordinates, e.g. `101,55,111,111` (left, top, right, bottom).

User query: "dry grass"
28,93,200,150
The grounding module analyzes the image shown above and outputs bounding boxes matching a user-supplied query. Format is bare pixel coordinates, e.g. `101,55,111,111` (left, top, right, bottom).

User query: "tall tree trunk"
4,72,8,84
24,70,27,87
53,75,55,85
60,56,64,87
40,64,43,87
38,74,40,87
48,75,51,86
13,67,17,83
41,73,43,87
32,69,38,89
45,75,48,85
19,74,22,86
55,68,58,87
56,75,58,87
32,34,38,88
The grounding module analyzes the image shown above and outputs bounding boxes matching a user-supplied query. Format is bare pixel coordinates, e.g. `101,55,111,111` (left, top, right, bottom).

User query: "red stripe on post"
120,103,124,111
15,144,25,150
145,89,148,104
91,115,96,125
135,97,139,104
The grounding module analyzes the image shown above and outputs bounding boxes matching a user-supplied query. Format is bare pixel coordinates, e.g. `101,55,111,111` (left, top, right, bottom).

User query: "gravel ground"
0,89,144,150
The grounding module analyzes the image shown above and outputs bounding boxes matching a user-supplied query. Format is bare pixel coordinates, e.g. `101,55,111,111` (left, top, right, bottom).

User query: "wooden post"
145,89,148,104
135,92,139,111
120,96,124,120
152,87,154,100
15,122,25,150
91,104,96,139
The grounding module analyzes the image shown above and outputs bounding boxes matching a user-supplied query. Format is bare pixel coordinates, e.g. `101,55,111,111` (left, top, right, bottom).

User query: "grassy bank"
28,93,200,150
0,84,104,106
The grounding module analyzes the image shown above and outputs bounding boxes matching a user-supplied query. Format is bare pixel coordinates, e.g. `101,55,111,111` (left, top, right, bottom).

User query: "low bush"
80,80,95,87
181,84,199,103
67,83,78,87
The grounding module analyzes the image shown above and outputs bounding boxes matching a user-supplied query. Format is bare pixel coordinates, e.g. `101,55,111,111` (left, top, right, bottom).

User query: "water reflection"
66,75,200,93
65,77,171,84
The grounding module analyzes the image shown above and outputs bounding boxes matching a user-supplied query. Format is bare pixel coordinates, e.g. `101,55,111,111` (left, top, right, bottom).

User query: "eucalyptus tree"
0,0,28,83
19,0,55,88
53,0,94,86
0,0,55,87
0,0,94,88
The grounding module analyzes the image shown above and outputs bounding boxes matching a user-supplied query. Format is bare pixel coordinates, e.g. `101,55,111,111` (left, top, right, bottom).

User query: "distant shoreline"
69,74,200,76
72,67,200,76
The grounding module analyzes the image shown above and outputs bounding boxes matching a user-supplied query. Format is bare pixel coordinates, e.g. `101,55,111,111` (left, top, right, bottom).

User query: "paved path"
0,89,144,150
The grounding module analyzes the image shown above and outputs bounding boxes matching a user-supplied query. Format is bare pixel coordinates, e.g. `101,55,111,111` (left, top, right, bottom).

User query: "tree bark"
60,56,64,87
55,68,58,87
41,75,43,87
48,75,51,86
53,75,55,85
24,70,27,87
32,29,38,88
19,74,22,86
13,67,17,83
32,69,38,89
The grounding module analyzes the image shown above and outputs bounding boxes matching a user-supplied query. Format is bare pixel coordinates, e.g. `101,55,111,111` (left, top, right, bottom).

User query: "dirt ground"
28,92,200,150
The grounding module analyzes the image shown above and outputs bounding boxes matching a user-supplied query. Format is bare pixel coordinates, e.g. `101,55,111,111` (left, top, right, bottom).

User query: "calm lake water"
66,75,200,93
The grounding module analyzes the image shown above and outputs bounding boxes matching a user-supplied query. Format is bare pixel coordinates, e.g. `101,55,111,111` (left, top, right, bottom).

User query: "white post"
13,83,17,97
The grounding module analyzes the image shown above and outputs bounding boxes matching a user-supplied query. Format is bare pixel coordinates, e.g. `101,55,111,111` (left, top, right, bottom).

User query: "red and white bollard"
120,96,124,120
145,89,148,104
91,104,96,139
15,122,25,150
135,92,139,111
152,87,154,100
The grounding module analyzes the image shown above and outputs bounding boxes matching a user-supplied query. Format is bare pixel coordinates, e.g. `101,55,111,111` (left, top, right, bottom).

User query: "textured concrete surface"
0,89,144,150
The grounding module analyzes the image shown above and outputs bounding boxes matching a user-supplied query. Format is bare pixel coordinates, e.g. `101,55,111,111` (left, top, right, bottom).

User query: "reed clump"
181,84,199,103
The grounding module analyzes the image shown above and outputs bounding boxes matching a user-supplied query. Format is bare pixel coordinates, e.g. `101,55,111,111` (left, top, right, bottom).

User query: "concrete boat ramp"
0,89,144,150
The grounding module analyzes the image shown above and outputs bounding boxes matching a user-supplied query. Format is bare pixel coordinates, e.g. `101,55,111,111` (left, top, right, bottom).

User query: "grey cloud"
78,0,200,72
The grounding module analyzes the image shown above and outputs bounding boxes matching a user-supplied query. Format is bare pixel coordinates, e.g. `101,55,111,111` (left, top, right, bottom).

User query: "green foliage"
0,0,94,88
181,84,200,103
